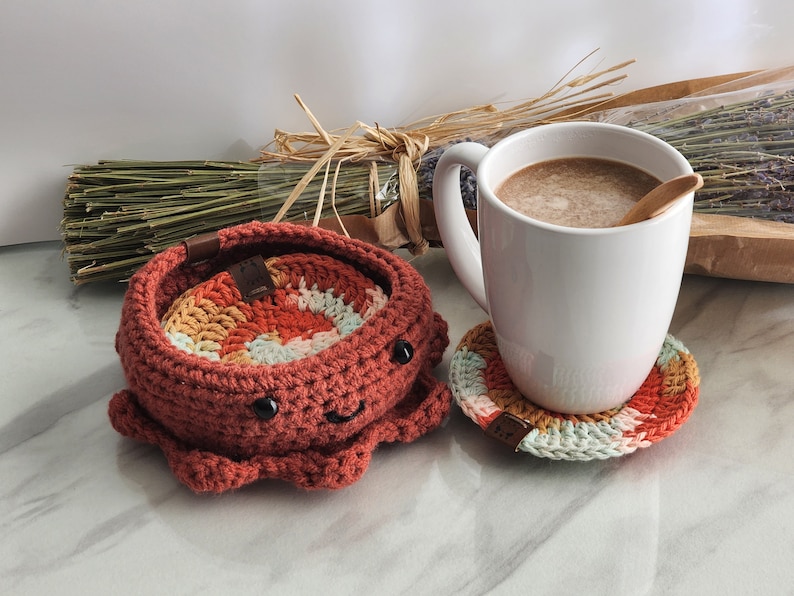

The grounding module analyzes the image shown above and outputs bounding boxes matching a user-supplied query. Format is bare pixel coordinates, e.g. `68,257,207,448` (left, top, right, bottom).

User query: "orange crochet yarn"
108,221,451,492
449,321,699,459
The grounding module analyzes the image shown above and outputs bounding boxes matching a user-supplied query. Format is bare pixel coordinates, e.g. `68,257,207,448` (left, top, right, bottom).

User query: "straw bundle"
62,160,396,283
62,52,634,284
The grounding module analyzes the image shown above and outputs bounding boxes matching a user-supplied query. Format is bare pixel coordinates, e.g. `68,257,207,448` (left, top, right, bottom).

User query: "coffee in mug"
495,157,661,228
433,122,695,414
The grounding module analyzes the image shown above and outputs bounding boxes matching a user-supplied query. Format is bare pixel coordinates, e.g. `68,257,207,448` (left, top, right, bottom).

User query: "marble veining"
2,241,794,595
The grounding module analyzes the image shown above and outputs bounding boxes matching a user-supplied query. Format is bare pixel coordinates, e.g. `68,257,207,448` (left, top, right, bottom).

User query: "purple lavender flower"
417,139,479,210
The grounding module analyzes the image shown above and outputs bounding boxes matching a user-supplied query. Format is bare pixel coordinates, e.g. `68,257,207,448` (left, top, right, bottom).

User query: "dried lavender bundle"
416,87,794,224
626,89,794,223
416,140,479,210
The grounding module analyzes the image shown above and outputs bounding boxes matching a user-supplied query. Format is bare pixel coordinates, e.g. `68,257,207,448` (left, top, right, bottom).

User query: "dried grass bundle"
62,160,394,283
62,52,633,284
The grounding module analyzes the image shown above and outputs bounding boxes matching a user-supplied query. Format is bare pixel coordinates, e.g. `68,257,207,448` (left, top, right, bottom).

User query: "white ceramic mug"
433,122,694,414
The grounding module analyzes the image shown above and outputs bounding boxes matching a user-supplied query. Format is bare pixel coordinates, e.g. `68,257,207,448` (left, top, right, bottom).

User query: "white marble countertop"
3,240,794,595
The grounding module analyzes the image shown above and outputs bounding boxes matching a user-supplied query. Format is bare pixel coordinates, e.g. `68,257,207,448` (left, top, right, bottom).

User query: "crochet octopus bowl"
109,221,451,492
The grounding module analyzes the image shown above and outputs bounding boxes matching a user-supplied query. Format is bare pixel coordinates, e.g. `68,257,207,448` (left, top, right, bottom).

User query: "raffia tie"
375,125,430,254
263,56,636,254
269,95,431,255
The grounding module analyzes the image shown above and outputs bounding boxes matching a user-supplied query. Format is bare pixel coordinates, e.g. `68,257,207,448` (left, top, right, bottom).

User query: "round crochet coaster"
109,221,452,492
161,253,389,365
449,321,699,460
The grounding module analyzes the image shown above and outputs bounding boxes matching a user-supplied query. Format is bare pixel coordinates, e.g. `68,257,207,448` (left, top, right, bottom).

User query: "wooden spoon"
615,173,704,227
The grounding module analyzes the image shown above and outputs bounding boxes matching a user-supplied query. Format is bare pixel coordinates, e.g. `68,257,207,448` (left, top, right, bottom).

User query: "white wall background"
2,0,793,245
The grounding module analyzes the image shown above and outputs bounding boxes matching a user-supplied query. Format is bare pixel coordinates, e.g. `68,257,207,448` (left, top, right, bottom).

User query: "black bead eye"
252,397,278,420
393,339,414,364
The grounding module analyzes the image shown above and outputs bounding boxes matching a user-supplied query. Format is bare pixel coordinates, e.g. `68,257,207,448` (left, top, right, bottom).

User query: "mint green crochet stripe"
515,417,641,460
448,347,488,404
247,281,385,364
657,333,689,368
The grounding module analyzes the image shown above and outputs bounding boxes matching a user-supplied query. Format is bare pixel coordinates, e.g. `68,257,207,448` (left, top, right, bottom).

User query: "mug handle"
432,142,490,311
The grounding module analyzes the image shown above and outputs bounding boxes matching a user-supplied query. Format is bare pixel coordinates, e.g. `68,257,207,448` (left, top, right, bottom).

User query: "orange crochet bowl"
109,221,451,492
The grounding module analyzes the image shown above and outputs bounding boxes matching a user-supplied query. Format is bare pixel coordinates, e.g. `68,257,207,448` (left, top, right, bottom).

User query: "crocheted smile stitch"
449,321,699,460
109,221,451,492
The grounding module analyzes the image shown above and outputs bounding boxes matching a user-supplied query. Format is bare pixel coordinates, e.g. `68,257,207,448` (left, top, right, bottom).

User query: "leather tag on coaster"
228,256,276,303
484,412,533,451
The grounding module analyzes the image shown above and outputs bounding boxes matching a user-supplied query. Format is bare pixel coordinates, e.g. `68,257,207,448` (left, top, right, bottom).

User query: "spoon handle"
615,173,703,227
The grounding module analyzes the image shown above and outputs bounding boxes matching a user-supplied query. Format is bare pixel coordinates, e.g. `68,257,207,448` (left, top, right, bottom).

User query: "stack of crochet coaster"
160,252,389,366
109,221,452,492
449,321,699,459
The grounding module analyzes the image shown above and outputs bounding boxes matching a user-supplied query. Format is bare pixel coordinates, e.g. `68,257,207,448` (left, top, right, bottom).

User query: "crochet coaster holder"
449,321,699,460
109,221,452,492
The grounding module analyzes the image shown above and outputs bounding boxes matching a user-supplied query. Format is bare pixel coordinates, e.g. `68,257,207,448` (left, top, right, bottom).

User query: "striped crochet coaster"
449,321,699,460
161,253,388,365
